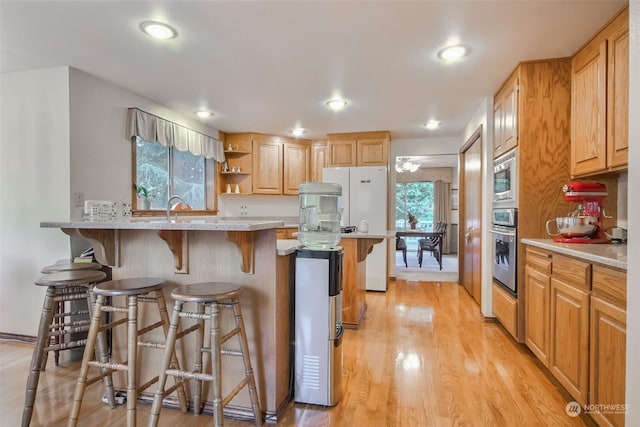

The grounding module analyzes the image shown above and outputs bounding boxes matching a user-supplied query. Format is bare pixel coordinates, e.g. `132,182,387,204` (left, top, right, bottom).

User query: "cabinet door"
357,138,388,166
571,40,607,176
549,277,590,406
524,265,550,366
283,141,309,195
607,21,629,169
501,77,518,154
326,139,356,167
493,100,504,158
252,138,283,194
590,296,626,427
310,141,327,182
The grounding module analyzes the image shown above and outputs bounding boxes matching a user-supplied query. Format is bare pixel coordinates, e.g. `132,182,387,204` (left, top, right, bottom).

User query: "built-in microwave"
493,149,517,207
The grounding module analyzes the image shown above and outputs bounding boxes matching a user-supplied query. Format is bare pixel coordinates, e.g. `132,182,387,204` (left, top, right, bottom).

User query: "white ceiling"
0,1,626,140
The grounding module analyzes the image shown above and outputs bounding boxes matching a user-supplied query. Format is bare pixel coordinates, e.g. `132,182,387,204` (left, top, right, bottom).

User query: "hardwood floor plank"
1,281,589,426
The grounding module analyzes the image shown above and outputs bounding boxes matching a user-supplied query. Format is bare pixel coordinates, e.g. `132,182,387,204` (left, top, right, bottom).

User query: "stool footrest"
221,349,242,357
221,377,249,408
166,369,213,382
137,320,164,336
98,316,128,332
219,327,240,346
47,321,90,336
88,360,129,373
53,309,89,319
178,311,209,321
44,338,87,353
176,324,200,339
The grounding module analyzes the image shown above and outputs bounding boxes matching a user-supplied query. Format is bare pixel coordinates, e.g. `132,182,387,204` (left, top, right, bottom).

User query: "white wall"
461,98,494,318
218,194,299,218
0,67,72,335
625,0,639,423
0,67,221,336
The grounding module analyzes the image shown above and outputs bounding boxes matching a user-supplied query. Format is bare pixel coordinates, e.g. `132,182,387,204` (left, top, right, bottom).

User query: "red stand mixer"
546,181,610,244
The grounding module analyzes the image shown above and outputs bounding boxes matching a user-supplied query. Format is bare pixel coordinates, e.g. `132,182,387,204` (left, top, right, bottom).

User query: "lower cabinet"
590,265,627,427
549,276,590,406
492,281,518,339
523,245,627,427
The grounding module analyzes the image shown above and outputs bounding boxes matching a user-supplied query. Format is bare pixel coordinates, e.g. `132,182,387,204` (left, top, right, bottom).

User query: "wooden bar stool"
148,282,262,427
22,269,112,427
68,278,188,427
40,260,104,366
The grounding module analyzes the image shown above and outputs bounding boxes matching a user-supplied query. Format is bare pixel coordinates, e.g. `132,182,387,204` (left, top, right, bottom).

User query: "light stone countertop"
277,239,300,256
521,238,627,270
41,217,283,231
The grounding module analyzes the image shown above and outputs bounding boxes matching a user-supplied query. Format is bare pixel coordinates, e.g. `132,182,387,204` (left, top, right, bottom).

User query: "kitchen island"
41,218,291,422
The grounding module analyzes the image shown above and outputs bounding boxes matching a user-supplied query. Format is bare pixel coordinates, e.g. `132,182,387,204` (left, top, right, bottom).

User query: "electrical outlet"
73,192,84,207
240,205,247,216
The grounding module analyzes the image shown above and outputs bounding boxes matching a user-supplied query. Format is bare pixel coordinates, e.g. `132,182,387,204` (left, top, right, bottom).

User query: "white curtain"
433,180,451,254
126,108,225,161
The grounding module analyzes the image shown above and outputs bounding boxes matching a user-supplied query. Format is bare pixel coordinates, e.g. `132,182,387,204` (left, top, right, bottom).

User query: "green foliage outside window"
395,182,434,230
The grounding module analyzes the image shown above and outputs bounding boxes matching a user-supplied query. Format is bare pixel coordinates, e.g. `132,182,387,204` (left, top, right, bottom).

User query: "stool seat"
171,282,243,302
93,277,166,296
35,270,107,287
41,262,102,274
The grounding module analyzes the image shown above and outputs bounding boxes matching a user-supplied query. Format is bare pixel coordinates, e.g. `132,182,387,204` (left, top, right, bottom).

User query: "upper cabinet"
252,134,310,195
326,131,390,167
493,72,519,159
571,6,628,177
310,140,327,182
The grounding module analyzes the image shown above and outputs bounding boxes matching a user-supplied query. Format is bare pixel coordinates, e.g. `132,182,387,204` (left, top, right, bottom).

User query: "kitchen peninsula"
41,217,291,421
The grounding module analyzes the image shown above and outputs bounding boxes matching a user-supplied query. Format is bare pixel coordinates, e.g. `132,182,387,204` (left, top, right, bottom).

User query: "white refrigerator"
323,166,388,291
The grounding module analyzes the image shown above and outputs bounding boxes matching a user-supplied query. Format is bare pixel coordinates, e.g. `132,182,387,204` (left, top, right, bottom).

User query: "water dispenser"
298,182,342,249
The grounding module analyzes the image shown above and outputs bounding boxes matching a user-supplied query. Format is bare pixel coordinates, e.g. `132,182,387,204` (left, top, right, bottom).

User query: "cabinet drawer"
592,265,626,307
526,247,552,274
492,282,518,339
552,255,591,290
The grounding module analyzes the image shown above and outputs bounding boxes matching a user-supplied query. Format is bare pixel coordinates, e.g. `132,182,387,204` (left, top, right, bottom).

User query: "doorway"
394,155,458,282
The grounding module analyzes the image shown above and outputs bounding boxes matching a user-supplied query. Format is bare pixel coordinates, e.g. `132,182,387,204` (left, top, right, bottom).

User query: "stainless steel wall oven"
490,208,517,296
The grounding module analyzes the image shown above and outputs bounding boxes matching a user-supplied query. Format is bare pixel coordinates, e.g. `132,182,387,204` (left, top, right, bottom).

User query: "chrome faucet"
166,195,188,220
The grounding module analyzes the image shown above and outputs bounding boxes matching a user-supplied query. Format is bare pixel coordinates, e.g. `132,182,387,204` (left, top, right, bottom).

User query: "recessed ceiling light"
437,45,468,62
424,120,441,130
196,110,213,119
291,128,305,137
140,21,178,40
326,99,348,111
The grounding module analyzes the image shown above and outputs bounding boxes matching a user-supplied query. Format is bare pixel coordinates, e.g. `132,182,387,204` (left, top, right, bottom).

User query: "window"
395,181,434,230
134,137,215,211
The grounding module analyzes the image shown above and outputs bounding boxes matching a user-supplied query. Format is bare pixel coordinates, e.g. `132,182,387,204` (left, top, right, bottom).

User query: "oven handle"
489,227,516,237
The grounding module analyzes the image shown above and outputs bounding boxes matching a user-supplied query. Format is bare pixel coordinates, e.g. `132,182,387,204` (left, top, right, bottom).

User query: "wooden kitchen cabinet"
310,140,327,182
276,227,297,240
252,135,284,194
590,265,626,427
220,133,253,195
549,273,590,406
571,6,628,177
283,141,310,195
493,71,518,159
524,248,552,367
492,281,518,339
252,134,310,195
326,131,390,167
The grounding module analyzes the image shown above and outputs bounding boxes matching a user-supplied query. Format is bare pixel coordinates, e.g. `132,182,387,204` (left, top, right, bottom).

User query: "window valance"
126,107,225,161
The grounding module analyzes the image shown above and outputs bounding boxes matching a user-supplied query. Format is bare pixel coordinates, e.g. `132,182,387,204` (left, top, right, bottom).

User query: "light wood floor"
1,280,588,426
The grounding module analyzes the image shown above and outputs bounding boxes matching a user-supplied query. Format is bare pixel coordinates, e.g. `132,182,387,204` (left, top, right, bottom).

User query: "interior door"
460,129,482,305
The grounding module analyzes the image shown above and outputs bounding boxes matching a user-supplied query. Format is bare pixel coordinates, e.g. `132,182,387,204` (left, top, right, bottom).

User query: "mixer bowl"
546,216,598,238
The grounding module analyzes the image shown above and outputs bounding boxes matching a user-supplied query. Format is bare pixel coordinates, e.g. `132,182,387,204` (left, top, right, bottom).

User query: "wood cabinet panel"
592,265,626,307
493,72,518,158
219,133,253,195
357,138,388,166
252,137,283,194
283,141,309,195
549,277,590,406
552,255,591,291
492,282,517,339
327,139,357,167
590,296,626,427
310,141,327,182
571,5,628,176
607,20,629,169
524,265,550,366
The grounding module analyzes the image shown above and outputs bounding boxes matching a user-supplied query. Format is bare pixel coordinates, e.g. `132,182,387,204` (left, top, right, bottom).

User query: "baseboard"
0,332,36,344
